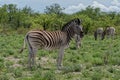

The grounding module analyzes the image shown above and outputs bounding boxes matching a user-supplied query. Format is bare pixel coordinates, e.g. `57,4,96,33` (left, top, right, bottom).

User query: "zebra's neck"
62,27,75,43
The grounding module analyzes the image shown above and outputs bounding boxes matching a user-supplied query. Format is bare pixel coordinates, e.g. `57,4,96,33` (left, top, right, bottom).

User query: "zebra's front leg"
107,35,110,39
76,40,81,49
76,42,79,49
57,47,64,70
112,34,114,40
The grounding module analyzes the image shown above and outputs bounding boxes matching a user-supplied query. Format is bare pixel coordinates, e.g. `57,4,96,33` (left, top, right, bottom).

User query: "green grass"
0,34,120,80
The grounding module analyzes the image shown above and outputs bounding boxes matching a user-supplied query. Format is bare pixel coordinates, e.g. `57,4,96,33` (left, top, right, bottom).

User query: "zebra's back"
97,28,103,34
106,27,115,35
26,30,67,50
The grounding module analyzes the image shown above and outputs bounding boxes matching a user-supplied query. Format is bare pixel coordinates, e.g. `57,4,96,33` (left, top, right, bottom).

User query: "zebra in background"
102,26,115,40
20,18,84,69
94,27,104,40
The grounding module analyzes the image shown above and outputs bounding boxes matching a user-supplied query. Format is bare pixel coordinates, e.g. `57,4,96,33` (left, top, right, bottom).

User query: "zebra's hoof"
57,65,63,70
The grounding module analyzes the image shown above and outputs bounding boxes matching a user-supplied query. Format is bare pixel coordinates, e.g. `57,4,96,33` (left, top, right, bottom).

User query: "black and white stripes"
26,30,67,50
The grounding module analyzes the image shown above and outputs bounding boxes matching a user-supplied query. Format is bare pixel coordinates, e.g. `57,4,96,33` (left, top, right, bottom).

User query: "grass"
0,34,120,80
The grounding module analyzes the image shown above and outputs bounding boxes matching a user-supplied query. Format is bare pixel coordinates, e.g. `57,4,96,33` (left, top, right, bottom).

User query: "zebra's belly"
43,44,69,50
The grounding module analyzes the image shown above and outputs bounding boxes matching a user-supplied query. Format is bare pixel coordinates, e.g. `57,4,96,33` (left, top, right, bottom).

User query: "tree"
0,4,9,32
7,4,17,22
78,6,101,20
0,4,33,30
22,6,33,15
44,3,64,15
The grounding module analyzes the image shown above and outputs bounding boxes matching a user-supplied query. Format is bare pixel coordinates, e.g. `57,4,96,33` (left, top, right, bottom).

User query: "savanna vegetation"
0,3,120,34
0,3,120,80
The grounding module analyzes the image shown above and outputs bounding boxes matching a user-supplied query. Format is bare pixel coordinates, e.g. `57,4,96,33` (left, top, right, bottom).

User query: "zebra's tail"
19,36,26,53
94,31,97,40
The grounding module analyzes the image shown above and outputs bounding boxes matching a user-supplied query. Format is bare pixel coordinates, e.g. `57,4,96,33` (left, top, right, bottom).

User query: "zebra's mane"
61,18,80,31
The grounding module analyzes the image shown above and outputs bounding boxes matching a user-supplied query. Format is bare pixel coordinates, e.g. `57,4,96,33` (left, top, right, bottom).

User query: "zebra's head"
61,18,84,38
73,18,84,38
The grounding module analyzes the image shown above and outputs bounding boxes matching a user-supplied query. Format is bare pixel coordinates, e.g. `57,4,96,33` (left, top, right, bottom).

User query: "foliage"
0,4,32,31
44,3,64,15
0,4,120,34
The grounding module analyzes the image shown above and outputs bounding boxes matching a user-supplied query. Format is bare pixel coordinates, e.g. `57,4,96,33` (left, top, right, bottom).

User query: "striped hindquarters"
26,30,67,50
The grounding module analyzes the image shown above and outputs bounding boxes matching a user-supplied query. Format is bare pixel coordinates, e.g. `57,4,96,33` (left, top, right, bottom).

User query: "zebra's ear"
76,18,82,25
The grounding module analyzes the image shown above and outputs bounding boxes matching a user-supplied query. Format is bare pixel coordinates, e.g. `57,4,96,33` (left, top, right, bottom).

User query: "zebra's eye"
81,31,83,34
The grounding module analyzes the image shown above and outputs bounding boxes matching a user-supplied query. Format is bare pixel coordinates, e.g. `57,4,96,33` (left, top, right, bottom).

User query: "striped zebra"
94,27,104,40
20,18,84,69
102,26,115,40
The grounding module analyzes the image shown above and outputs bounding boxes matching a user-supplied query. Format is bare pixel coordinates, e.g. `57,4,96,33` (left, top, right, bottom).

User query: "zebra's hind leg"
28,52,32,68
28,48,37,68
57,47,64,70
31,48,37,67
28,49,37,69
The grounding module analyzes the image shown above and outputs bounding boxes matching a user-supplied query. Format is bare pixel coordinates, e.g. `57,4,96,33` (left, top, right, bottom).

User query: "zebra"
94,27,104,40
20,18,84,69
102,26,115,40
